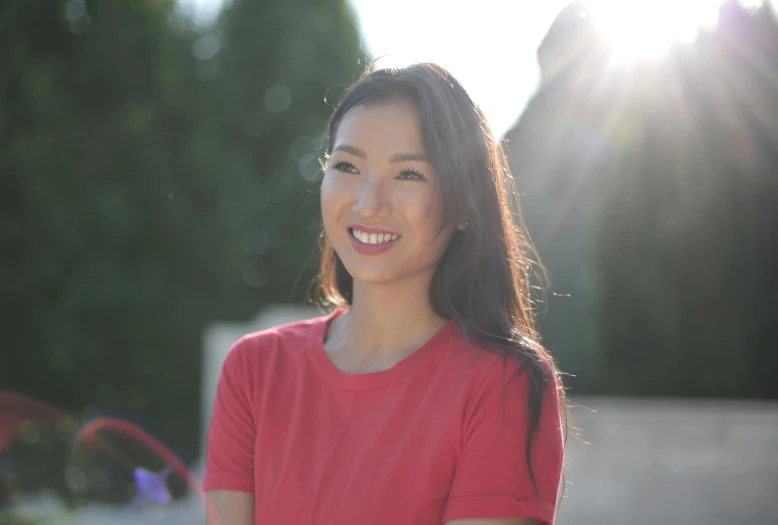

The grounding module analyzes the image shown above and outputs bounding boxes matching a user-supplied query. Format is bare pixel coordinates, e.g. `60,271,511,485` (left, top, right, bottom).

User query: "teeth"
352,229,398,245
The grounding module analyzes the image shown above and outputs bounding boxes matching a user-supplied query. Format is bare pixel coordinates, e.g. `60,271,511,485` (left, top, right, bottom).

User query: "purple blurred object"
131,465,173,506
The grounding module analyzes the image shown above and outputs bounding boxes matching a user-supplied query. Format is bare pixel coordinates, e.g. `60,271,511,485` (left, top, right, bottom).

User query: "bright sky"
178,0,770,137
344,0,572,137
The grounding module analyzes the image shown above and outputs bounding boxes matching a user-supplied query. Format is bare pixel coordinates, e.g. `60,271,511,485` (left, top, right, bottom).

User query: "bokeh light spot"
65,0,86,21
64,465,87,493
192,33,222,61
65,0,91,36
264,85,292,114
241,226,271,255
289,135,315,162
298,152,321,182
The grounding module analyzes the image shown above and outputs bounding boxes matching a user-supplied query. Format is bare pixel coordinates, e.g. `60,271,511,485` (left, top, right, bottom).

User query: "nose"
354,176,391,219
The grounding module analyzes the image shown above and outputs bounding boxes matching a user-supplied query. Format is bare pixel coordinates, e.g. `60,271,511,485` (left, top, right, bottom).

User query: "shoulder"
223,311,333,370
442,323,560,421
443,326,531,393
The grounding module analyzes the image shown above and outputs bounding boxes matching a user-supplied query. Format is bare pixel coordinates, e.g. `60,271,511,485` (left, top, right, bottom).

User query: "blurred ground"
9,396,774,524
558,397,778,525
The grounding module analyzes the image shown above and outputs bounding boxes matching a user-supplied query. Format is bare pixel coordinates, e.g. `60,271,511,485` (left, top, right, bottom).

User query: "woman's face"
321,99,456,287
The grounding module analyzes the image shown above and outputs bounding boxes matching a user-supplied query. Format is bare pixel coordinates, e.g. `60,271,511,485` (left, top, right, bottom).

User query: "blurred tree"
506,0,778,398
0,0,362,497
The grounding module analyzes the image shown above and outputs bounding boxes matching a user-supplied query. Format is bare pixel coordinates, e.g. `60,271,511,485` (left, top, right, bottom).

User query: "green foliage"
0,0,363,484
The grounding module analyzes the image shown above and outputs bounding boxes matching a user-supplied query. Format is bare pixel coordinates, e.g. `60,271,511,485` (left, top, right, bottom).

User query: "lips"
347,224,400,255
346,223,399,236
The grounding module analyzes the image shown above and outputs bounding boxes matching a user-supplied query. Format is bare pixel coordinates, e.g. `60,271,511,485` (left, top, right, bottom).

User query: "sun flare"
587,0,726,62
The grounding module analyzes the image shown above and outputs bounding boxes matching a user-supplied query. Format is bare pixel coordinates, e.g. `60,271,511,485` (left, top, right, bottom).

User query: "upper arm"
206,489,254,525
203,339,257,494
441,364,564,525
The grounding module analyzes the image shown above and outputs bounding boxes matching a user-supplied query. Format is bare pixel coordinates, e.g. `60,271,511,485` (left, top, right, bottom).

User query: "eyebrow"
332,144,366,158
389,152,428,163
332,144,429,163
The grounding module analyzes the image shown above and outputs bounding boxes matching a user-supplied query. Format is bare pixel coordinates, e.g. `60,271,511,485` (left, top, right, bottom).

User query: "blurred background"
1,0,777,523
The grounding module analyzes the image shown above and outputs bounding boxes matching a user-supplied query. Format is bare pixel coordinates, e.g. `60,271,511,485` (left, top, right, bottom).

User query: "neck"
333,272,447,362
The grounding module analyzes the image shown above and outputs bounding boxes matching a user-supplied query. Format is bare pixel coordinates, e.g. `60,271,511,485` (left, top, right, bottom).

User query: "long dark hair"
316,62,567,497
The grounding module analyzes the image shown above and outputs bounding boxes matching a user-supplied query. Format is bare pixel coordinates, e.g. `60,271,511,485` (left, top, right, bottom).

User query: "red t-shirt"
204,309,564,524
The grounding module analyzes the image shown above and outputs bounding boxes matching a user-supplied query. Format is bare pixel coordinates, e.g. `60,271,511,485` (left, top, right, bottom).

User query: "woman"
204,63,566,525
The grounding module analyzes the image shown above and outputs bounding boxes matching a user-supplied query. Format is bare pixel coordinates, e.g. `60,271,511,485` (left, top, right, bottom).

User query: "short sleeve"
203,338,256,494
442,362,564,525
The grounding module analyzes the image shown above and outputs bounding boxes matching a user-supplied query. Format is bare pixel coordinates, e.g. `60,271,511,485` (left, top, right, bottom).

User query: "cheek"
406,187,444,227
411,190,451,253
321,174,353,199
320,176,349,236
320,177,338,214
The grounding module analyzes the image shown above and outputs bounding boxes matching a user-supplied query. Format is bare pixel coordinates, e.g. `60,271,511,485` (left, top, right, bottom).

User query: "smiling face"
320,99,457,287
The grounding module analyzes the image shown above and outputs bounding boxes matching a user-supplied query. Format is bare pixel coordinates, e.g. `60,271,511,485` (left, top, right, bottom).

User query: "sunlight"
588,0,724,62
356,0,571,137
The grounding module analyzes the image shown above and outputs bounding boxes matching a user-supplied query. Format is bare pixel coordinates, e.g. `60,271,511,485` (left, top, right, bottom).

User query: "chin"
343,265,398,285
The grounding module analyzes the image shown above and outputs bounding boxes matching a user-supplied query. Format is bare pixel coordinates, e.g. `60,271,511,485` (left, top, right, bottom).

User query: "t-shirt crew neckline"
307,308,458,392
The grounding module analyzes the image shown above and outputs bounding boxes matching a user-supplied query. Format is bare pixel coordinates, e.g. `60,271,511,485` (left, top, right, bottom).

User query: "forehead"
334,99,425,153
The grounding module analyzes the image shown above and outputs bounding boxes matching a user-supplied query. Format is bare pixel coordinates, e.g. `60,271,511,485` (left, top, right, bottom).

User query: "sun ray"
586,0,726,62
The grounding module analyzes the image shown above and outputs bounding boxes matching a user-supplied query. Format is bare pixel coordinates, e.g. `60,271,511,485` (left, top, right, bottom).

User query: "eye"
397,168,428,181
331,160,359,174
